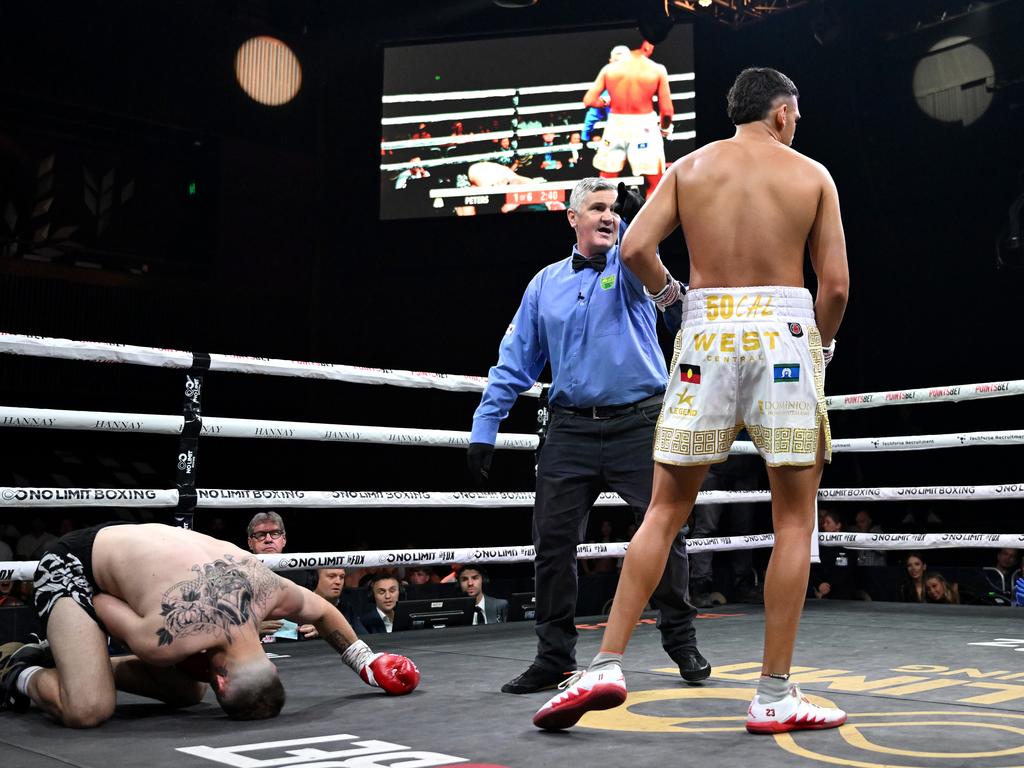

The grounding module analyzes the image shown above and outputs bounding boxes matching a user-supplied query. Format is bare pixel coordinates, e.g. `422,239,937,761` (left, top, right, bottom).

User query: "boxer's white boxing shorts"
592,112,665,176
654,286,831,467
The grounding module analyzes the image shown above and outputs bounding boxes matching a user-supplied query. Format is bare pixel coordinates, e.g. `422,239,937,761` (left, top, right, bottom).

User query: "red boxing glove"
359,653,420,696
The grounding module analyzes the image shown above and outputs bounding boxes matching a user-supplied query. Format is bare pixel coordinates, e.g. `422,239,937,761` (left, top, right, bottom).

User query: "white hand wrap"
822,338,836,367
341,639,375,673
645,272,683,311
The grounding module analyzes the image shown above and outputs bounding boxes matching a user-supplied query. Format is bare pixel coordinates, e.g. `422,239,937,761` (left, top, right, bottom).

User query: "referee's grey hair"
568,177,617,213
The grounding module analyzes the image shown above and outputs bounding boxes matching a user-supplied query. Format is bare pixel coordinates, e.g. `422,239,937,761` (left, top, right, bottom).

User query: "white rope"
382,72,695,104
0,406,539,449
382,129,698,172
381,142,580,172
3,531,1020,581
824,380,1024,410
427,177,646,200
6,332,1023,411
380,93,696,126
380,111,697,151
4,405,1023,455
2,483,1023,509
0,332,543,398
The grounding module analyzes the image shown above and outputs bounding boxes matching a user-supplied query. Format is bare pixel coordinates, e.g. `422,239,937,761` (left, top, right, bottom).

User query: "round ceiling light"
234,35,302,107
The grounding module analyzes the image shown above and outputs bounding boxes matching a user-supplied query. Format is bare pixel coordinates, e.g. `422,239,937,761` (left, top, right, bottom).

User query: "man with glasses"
246,512,315,640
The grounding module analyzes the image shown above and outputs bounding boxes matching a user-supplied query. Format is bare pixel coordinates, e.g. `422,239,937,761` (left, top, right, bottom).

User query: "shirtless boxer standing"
0,523,418,726
535,67,849,733
583,42,673,195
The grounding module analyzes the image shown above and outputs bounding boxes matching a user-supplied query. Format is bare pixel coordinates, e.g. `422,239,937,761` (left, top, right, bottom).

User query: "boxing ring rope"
0,332,535,396
3,483,1023,509
3,533,1022,582
2,404,1023,455
382,112,697,151
382,72,695,104
4,332,1023,409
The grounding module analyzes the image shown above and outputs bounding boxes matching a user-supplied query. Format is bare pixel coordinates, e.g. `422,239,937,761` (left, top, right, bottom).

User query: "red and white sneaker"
532,665,627,730
746,683,846,734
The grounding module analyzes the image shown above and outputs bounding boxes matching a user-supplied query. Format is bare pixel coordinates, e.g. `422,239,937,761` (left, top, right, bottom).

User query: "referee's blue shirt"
470,241,668,446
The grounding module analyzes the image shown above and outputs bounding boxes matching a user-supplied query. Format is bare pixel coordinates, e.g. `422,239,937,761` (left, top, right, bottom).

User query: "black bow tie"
572,252,606,272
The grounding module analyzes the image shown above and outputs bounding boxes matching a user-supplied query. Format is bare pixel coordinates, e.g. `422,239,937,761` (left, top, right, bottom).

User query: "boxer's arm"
583,68,609,108
93,593,154,653
273,579,360,651
620,166,681,292
656,66,674,128
808,167,849,347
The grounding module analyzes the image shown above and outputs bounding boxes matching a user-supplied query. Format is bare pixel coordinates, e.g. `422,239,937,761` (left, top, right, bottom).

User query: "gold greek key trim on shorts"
655,425,740,457
747,424,819,456
809,326,833,462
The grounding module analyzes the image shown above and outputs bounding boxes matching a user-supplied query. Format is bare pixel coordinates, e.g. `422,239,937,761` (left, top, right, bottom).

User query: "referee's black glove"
467,443,494,486
611,181,645,224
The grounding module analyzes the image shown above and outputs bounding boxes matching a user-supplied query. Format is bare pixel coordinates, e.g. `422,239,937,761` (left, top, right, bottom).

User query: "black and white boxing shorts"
33,522,127,634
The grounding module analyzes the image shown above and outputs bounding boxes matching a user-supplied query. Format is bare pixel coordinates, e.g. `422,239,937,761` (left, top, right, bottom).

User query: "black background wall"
0,0,1022,556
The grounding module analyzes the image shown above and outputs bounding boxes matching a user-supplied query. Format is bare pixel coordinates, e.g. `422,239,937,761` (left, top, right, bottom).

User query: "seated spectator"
853,509,886,567
247,511,318,587
405,566,435,586
984,548,1023,599
16,517,57,559
361,573,401,634
0,580,24,607
299,568,366,637
810,510,865,600
457,565,508,624
897,552,928,602
925,571,960,604
246,511,311,641
0,536,12,563
358,565,400,587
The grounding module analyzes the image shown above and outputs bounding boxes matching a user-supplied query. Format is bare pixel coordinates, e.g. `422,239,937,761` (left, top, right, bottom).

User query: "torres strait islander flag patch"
681,364,701,384
773,363,800,382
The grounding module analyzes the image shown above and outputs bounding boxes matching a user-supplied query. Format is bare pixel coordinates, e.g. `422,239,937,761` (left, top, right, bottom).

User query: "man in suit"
361,573,400,634
457,566,508,625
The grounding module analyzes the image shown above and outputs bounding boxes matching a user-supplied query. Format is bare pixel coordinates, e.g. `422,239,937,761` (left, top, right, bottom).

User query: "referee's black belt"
552,394,664,420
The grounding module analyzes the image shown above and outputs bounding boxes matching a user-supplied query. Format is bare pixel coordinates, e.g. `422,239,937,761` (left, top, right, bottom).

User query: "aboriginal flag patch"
681,364,701,384
773,363,800,382
789,322,803,338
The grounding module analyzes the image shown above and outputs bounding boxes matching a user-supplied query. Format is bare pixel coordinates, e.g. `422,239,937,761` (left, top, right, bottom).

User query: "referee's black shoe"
672,648,712,683
501,663,577,694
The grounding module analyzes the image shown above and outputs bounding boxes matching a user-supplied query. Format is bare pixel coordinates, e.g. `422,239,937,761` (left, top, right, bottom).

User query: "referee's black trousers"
532,403,697,672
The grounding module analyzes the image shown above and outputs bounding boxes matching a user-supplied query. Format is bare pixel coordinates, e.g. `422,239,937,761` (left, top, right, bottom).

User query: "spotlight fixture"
234,36,302,106
698,0,713,7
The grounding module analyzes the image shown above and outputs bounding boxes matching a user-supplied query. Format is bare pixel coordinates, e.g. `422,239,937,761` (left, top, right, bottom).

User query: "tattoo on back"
156,554,281,646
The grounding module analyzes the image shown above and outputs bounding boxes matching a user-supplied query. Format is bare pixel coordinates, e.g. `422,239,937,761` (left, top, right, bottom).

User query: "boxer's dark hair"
455,564,487,580
726,67,799,125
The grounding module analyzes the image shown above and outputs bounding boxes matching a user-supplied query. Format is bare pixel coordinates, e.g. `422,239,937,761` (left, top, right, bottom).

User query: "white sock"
16,666,42,696
589,651,623,672
756,673,789,701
